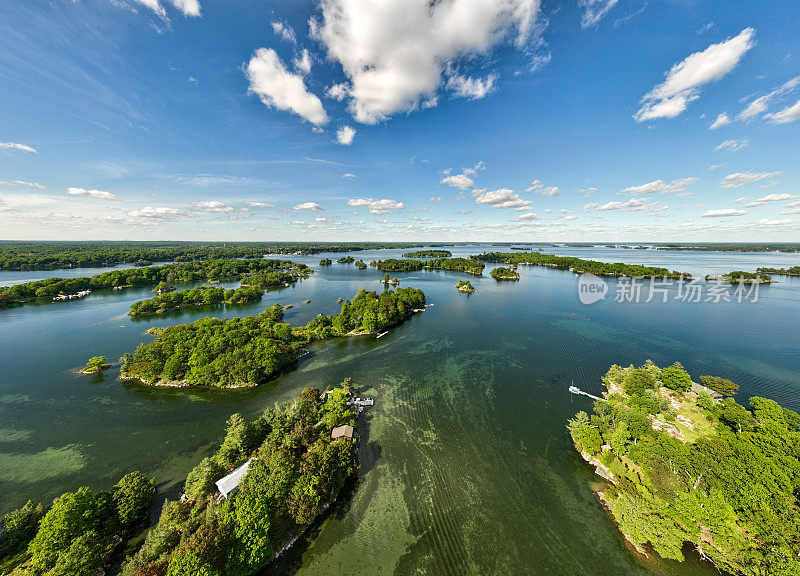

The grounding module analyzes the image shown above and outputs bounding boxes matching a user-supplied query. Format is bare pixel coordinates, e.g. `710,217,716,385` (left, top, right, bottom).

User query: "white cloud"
246,48,328,126
757,218,793,226
765,99,800,124
579,0,619,28
781,207,800,215
621,178,697,195
447,73,498,100
0,142,37,153
721,171,782,189
192,200,234,212
440,174,475,190
294,49,312,74
242,201,275,208
473,188,533,210
342,173,356,179
346,198,404,214
462,161,486,176
336,125,356,145
635,28,755,121
564,215,578,220
67,187,117,200
455,210,472,215
739,76,799,120
744,193,797,207
583,198,647,211
171,0,200,17
514,212,539,221
525,180,560,196
271,21,296,44
715,138,749,152
293,202,325,211
310,0,540,123
326,83,349,101
700,208,747,217
128,206,186,220
709,112,731,129
0,180,45,189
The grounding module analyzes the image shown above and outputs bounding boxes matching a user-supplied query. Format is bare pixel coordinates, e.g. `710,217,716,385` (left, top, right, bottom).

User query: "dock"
568,385,602,401
375,331,388,338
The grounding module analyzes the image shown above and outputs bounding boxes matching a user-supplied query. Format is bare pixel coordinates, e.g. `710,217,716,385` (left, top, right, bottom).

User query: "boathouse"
215,458,253,499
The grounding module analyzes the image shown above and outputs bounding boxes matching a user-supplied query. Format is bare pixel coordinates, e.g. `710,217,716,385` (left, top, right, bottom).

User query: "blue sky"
1,0,798,241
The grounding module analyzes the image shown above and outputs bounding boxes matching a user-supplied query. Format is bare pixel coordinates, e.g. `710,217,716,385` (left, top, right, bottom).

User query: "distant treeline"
656,243,800,253
0,259,303,306
402,250,452,258
705,271,773,284
757,265,800,276
121,287,426,388
121,383,359,576
0,241,462,271
129,286,265,316
471,252,691,278
375,257,485,275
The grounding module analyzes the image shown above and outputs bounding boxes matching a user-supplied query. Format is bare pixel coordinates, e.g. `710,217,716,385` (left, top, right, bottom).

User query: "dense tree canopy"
375,257,484,275
473,252,691,278
402,250,452,258
568,361,800,576
129,286,265,316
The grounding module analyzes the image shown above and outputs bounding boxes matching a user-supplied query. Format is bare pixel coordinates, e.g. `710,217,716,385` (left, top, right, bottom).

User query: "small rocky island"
456,280,475,293
490,267,520,280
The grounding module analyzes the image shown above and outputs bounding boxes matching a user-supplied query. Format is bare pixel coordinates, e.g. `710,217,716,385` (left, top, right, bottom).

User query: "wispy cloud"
0,142,38,153
67,187,118,200
700,208,747,217
621,178,697,195
721,171,782,189
715,138,749,152
192,200,234,213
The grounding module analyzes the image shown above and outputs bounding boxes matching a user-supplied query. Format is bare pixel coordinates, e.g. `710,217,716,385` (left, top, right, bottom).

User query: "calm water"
1,245,799,576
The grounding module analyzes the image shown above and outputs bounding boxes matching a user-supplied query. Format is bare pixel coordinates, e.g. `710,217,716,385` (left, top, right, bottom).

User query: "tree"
623,368,657,396
113,471,155,525
661,362,692,392
700,375,739,396
46,530,105,576
84,356,109,374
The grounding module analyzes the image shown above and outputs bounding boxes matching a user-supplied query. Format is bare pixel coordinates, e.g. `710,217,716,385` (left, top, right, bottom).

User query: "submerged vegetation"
473,252,691,278
0,472,154,575
128,286,265,316
121,288,425,388
0,259,306,307
568,361,800,576
121,382,359,576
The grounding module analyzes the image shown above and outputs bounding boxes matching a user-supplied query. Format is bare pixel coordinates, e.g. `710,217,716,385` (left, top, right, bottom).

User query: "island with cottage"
568,361,800,576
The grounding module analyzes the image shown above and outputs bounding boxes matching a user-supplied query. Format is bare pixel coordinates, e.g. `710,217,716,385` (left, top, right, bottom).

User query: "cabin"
215,458,253,499
690,382,723,401
331,424,354,441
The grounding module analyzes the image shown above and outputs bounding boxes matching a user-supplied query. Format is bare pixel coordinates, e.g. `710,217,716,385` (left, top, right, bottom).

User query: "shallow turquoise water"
1,245,799,575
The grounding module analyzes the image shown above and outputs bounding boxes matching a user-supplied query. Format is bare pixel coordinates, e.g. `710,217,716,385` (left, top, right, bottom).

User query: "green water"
1,245,799,575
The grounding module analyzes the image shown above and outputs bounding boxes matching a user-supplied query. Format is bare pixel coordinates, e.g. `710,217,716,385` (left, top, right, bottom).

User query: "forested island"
121,382,359,576
0,241,461,271
456,280,475,293
0,259,305,307
336,256,355,264
568,361,800,576
655,243,800,253
375,257,485,275
318,258,332,266
472,252,691,278
490,267,519,280
704,271,773,284
128,286,265,316
0,472,155,575
120,287,426,388
757,265,800,276
402,250,452,258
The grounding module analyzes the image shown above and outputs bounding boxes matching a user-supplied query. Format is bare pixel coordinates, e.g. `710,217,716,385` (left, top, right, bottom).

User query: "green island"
128,286,265,316
375,257,484,275
402,249,452,258
354,260,367,269
757,265,800,276
704,271,773,284
490,267,519,281
336,256,355,264
0,471,155,576
0,241,462,271
456,280,475,293
0,259,306,307
656,243,800,253
568,361,800,576
472,251,691,278
121,381,359,576
120,287,426,388
318,258,332,266
81,355,111,374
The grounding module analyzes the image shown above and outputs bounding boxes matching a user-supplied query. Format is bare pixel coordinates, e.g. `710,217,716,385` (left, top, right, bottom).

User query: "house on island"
331,424,354,441
215,458,253,500
690,382,723,401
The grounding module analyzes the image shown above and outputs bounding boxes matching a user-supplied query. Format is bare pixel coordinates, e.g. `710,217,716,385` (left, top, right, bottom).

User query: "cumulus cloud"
583,198,647,211
621,178,697,195
744,193,797,207
192,200,234,212
67,187,118,200
326,83,349,101
128,206,186,220
310,0,540,123
765,99,800,124
635,28,755,122
271,21,296,44
447,73,498,100
721,171,782,189
525,180,560,196
739,76,799,120
293,202,325,211
514,212,539,221
0,142,37,153
440,174,475,190
700,208,747,217
246,48,328,126
294,49,312,74
715,138,749,152
709,112,731,129
579,0,619,28
473,188,533,210
336,125,356,145
346,198,404,214
242,201,275,208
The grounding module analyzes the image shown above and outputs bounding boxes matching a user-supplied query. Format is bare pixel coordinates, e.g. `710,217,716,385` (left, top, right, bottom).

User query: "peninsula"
472,252,691,278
